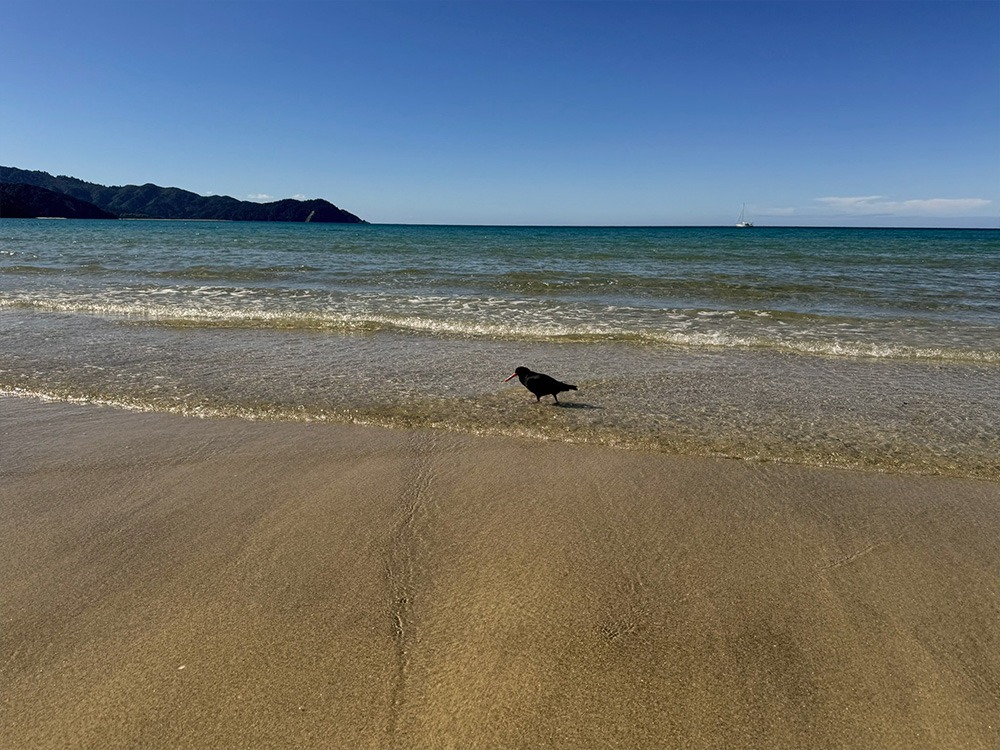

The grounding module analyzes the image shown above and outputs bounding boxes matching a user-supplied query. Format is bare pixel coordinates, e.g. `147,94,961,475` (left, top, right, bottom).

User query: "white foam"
3,293,997,363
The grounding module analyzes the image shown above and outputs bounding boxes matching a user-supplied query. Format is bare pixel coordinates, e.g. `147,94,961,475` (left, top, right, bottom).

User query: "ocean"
2,220,998,480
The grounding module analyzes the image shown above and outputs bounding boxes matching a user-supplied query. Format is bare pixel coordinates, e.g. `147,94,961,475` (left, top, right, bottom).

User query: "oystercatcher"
503,366,578,404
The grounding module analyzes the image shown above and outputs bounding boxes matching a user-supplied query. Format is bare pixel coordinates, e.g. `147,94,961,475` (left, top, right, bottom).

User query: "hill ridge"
0,167,366,223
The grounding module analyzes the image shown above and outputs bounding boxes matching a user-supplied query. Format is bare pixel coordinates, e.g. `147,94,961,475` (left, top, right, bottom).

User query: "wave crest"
2,295,997,363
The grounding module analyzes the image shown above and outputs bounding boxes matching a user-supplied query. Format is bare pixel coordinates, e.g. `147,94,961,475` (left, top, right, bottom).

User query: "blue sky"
4,0,998,226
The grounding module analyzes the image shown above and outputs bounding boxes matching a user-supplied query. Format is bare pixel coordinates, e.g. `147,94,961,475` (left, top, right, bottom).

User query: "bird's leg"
552,394,560,405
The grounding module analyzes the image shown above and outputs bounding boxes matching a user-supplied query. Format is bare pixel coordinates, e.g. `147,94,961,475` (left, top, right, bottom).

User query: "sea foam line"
3,297,998,363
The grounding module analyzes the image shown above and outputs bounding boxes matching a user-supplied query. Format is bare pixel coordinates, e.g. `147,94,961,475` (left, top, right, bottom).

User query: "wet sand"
2,396,998,749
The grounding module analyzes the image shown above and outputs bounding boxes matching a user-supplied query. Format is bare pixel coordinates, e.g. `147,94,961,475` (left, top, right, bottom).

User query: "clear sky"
4,0,998,226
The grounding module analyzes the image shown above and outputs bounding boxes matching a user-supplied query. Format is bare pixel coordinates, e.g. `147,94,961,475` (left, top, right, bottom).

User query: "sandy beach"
2,396,997,749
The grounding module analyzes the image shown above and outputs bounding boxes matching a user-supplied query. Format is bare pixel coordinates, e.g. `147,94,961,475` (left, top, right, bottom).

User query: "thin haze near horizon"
4,0,998,227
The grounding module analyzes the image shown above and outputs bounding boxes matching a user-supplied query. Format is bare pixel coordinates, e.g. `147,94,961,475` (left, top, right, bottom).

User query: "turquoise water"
2,219,998,479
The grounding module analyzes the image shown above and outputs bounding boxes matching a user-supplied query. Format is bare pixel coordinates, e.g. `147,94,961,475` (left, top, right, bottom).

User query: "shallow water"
2,220,998,479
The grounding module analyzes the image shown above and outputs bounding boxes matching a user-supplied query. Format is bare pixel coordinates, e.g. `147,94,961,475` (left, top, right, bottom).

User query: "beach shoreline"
2,395,998,749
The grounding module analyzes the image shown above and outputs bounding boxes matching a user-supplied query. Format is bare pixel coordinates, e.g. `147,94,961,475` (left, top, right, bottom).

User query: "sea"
2,220,998,480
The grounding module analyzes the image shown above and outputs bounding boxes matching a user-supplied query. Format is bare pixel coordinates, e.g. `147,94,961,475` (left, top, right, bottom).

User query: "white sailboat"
736,203,753,228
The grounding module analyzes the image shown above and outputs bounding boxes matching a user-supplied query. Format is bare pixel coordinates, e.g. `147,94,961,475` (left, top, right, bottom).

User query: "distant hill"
0,182,117,219
0,167,366,223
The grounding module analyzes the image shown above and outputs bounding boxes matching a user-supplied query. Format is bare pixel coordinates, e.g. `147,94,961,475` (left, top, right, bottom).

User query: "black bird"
503,366,578,404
